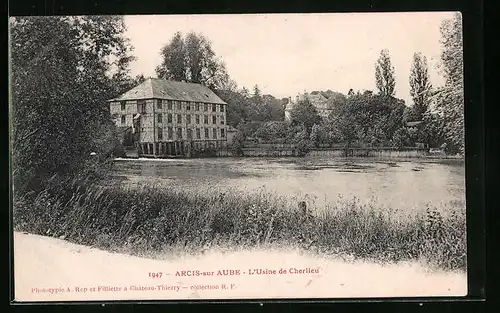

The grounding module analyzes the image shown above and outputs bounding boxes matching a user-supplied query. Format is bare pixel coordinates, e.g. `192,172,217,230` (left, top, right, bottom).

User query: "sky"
124,12,457,105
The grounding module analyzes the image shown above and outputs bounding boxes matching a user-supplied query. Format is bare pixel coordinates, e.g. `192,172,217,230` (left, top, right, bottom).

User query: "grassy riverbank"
13,177,466,272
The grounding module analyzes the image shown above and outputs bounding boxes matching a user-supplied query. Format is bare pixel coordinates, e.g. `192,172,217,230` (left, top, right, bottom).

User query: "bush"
392,127,412,148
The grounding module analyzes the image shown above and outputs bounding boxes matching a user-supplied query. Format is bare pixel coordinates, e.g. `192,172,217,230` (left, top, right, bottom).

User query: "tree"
392,127,412,149
409,52,432,121
325,91,347,109
156,32,186,81
254,121,289,142
231,130,245,156
133,74,146,85
216,89,249,126
184,32,205,83
433,12,464,154
156,32,231,90
259,94,285,121
293,125,313,156
375,49,396,96
439,13,464,87
419,111,445,148
289,97,321,134
309,124,321,147
11,16,135,192
325,90,405,147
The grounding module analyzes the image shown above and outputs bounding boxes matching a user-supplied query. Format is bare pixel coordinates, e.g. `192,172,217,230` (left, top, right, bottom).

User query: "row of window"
120,99,225,113
157,113,225,125
120,114,225,125
157,127,225,140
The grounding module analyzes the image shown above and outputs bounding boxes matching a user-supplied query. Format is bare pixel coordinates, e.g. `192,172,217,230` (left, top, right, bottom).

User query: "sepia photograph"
10,12,467,302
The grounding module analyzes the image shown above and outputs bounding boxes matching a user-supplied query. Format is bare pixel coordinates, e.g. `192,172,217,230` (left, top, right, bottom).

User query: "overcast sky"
124,12,457,105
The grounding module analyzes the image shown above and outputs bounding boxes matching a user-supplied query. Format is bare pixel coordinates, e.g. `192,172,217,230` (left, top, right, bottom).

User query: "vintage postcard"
10,12,467,302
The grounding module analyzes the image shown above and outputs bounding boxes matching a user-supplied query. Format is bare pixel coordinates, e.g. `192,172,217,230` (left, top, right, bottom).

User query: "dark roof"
109,78,227,104
406,121,423,127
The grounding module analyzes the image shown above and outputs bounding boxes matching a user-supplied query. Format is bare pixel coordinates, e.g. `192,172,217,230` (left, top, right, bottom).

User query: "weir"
126,142,432,159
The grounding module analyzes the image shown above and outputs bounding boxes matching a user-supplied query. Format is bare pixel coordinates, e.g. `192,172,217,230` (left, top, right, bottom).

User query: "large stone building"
284,91,332,121
109,78,228,157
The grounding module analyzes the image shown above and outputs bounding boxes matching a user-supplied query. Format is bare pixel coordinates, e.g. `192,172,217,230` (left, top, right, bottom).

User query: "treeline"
236,90,437,154
127,14,463,155
217,13,463,155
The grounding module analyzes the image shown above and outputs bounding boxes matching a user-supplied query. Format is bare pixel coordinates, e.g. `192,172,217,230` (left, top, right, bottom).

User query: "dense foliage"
432,13,464,154
289,97,322,133
11,16,137,192
155,32,235,91
375,49,396,97
329,91,406,147
409,52,432,121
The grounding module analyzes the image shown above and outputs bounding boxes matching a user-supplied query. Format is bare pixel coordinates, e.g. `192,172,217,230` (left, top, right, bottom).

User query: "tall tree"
375,49,396,96
409,52,432,120
11,16,135,191
326,91,405,147
184,32,204,83
433,13,464,154
290,97,321,134
156,32,187,81
156,32,231,90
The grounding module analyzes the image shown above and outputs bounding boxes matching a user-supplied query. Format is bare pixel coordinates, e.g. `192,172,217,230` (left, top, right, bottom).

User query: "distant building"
108,78,228,157
284,91,332,121
284,97,294,121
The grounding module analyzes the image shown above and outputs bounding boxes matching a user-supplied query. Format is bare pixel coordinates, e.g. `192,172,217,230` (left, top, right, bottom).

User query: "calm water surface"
111,157,465,210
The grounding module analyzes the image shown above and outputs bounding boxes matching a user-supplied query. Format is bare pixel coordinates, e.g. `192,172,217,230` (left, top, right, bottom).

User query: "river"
110,156,465,211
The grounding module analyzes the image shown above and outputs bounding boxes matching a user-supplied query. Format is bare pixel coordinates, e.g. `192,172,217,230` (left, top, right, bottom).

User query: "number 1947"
149,272,163,278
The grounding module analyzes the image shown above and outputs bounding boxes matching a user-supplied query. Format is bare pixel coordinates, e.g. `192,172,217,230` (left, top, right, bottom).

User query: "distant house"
405,121,428,149
108,78,228,157
284,97,294,121
284,91,332,121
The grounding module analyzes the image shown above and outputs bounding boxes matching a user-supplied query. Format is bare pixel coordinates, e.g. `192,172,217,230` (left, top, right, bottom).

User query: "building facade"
109,78,228,157
284,92,332,121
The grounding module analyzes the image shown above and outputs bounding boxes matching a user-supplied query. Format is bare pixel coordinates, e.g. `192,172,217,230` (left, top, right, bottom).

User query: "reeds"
13,177,467,271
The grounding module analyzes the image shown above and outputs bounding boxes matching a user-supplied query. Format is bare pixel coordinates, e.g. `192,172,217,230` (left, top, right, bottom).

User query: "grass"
12,176,467,272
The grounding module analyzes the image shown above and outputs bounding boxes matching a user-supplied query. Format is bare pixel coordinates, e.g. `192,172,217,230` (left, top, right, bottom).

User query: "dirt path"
13,232,466,302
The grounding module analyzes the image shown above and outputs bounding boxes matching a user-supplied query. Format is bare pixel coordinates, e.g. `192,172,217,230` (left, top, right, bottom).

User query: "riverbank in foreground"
13,232,466,301
13,178,467,273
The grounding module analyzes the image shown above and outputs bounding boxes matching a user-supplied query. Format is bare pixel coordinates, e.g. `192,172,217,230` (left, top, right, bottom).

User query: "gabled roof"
109,78,227,104
307,92,328,103
297,92,328,106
